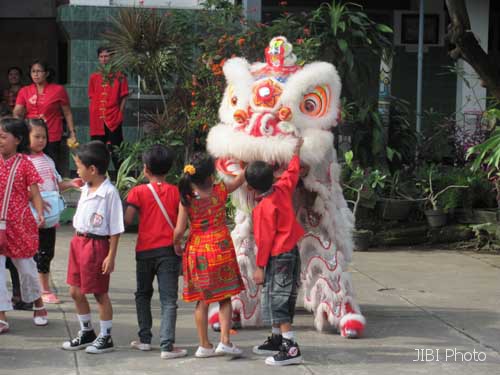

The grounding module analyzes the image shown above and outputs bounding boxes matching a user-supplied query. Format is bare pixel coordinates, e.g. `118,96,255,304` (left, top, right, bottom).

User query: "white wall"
455,0,490,119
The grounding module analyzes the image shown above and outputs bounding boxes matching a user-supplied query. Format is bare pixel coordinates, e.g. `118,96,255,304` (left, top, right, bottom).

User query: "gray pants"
261,246,300,326
135,255,180,351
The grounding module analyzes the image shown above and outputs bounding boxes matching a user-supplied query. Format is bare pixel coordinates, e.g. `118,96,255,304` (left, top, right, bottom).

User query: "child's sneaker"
265,338,303,366
194,345,222,358
62,330,97,351
252,334,282,355
160,347,188,359
130,340,152,351
85,334,114,354
215,342,243,357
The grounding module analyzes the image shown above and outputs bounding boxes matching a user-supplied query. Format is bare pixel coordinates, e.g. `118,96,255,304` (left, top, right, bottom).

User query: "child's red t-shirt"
127,182,180,255
252,154,305,268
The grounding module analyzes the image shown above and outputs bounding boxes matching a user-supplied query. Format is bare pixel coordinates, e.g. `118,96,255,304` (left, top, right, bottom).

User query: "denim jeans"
261,246,300,325
135,254,180,351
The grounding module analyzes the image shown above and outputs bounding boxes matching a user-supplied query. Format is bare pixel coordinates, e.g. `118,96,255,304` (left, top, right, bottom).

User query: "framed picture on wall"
401,14,440,44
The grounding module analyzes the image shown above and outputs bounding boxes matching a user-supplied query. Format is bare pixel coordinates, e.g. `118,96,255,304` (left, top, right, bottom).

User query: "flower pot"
353,229,373,251
425,209,447,228
376,198,414,221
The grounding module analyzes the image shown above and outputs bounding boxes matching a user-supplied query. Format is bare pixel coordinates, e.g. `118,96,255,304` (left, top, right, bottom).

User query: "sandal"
42,291,61,304
0,320,9,334
33,306,48,326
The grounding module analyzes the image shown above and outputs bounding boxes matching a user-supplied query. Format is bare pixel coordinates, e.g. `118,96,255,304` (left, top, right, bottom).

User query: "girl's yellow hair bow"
183,164,196,175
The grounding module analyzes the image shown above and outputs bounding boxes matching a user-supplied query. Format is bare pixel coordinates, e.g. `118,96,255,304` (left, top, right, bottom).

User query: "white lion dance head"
207,36,366,337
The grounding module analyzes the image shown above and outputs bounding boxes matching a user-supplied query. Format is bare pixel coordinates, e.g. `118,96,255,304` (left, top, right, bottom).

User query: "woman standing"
13,60,77,172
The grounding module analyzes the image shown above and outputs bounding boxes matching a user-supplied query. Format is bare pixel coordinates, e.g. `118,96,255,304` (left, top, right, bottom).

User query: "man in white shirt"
61,141,124,354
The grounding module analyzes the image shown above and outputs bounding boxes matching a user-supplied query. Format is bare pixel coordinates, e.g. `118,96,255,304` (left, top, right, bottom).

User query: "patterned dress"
183,182,244,303
0,154,42,258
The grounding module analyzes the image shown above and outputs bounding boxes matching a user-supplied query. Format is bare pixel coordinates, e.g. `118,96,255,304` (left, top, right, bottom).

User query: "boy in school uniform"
62,140,124,354
246,138,305,366
125,144,187,359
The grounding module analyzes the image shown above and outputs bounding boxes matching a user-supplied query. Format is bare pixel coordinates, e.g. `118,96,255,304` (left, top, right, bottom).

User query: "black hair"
26,118,49,143
0,117,30,153
29,59,51,82
142,144,174,176
245,161,274,193
0,103,11,118
97,46,111,56
7,66,22,76
178,152,215,206
74,140,110,175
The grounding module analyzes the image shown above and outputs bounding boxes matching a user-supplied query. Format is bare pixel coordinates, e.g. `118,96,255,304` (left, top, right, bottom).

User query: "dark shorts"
261,246,300,325
66,235,110,294
34,227,56,273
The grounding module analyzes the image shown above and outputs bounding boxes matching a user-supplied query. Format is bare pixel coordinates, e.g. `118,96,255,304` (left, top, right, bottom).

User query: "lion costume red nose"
232,108,292,137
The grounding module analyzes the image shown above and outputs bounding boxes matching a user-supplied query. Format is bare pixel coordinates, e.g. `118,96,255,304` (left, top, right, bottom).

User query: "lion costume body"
206,37,365,337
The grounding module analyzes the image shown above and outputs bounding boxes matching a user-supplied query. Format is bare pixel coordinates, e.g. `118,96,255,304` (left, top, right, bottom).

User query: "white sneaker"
194,345,222,358
130,340,152,351
161,348,188,359
215,342,243,357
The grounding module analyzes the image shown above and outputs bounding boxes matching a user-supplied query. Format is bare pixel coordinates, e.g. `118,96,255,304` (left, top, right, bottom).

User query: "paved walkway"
1,226,500,374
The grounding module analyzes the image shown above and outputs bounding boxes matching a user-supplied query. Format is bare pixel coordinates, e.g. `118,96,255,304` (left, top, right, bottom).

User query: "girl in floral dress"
0,117,48,334
174,152,245,358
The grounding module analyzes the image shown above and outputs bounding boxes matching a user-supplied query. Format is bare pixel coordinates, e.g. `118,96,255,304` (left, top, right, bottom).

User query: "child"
125,144,187,359
248,138,305,366
0,104,31,311
0,117,48,334
61,140,124,354
27,119,82,304
173,153,245,358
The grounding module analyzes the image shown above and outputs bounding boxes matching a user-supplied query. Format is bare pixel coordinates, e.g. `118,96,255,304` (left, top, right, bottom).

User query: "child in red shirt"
247,138,305,366
125,145,187,360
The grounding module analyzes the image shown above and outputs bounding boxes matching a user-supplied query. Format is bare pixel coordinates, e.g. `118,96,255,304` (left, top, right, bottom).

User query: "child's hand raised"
293,137,304,155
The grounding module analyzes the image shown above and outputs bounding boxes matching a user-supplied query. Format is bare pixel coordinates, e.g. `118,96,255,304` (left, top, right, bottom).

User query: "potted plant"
343,151,387,250
376,171,416,221
416,165,468,228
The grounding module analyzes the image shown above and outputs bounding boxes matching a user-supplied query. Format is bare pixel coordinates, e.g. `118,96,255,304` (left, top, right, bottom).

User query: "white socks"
77,314,112,336
272,327,281,335
282,331,295,341
78,314,92,331
100,320,113,337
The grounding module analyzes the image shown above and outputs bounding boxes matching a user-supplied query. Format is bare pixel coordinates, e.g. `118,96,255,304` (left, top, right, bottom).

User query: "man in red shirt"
124,144,187,360
88,47,129,171
246,138,305,366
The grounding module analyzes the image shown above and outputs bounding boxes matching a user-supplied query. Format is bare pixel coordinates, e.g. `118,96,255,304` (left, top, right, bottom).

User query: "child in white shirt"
61,141,124,354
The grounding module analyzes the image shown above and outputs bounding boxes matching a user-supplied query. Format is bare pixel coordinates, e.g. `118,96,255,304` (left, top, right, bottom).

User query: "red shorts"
66,235,110,294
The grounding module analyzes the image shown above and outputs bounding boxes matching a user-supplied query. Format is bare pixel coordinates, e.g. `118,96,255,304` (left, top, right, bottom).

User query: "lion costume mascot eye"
206,37,366,338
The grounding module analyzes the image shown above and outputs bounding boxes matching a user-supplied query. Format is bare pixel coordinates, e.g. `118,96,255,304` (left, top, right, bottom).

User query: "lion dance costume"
206,37,366,338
